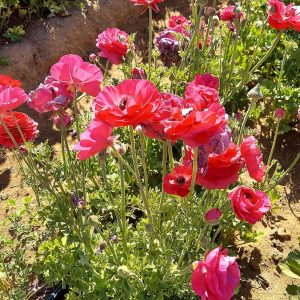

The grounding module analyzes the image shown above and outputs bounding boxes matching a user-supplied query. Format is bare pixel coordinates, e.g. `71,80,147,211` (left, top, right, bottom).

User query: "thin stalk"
139,131,149,198
167,141,174,171
268,151,300,191
103,60,110,86
118,158,128,257
196,223,208,252
237,99,255,145
264,121,280,184
129,127,154,226
158,141,167,227
148,7,153,78
189,147,199,197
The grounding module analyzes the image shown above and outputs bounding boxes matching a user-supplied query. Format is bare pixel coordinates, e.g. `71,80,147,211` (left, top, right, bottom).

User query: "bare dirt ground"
0,1,299,299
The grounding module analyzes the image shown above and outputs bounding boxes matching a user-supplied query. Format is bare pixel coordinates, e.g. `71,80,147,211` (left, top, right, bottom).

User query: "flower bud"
71,130,78,138
205,7,216,16
297,108,300,122
19,145,28,154
114,141,127,156
111,235,119,244
247,83,263,101
235,111,243,121
131,67,147,80
89,53,97,62
212,15,220,26
53,114,73,128
71,193,86,208
204,208,222,225
274,108,285,120
97,241,107,254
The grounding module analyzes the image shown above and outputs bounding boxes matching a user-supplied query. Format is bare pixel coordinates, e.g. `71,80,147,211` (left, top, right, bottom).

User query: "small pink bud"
111,141,127,156
89,53,97,62
274,108,285,120
131,67,147,80
204,208,222,224
53,114,73,128
235,111,242,121
19,145,28,154
297,108,300,122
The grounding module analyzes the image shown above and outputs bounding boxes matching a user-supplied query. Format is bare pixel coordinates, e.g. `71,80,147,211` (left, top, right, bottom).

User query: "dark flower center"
175,19,181,24
245,192,253,200
118,97,127,110
176,176,186,185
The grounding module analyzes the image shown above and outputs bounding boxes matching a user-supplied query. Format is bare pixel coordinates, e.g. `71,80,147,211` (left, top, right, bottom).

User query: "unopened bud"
97,241,107,254
131,67,147,80
71,130,78,138
54,114,73,128
111,235,119,244
212,15,220,26
204,208,222,225
205,7,216,16
274,108,285,120
89,53,97,62
247,83,263,101
19,145,28,154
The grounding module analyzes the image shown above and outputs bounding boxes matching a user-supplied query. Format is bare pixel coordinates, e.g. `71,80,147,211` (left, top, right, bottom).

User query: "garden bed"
0,0,300,299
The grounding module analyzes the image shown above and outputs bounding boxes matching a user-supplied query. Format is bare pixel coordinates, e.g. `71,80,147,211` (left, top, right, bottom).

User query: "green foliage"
3,25,25,42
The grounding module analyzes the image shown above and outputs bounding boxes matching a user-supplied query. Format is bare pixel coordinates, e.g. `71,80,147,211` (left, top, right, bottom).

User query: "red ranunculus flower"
96,28,129,65
191,247,240,300
129,0,164,12
204,208,222,224
0,112,38,149
168,15,191,28
93,79,161,127
196,143,244,189
220,5,244,22
163,165,193,197
268,0,300,31
229,186,271,224
131,67,147,80
0,74,22,88
240,136,265,182
0,86,27,114
50,54,103,97
73,119,113,160
142,93,185,140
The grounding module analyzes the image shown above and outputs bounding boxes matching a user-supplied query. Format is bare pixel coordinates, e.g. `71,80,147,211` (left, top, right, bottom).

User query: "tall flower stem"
264,120,280,184
103,60,110,87
129,127,154,227
158,141,167,228
148,7,153,78
118,158,128,257
139,131,149,198
189,147,199,198
268,151,300,191
167,141,174,171
237,99,255,145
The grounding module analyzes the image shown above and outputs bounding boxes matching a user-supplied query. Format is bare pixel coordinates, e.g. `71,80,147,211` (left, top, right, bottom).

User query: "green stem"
237,99,255,145
268,151,300,191
148,7,153,78
188,147,198,198
139,131,149,198
129,127,154,226
103,60,110,86
118,158,128,257
167,141,174,171
264,121,280,184
158,141,167,227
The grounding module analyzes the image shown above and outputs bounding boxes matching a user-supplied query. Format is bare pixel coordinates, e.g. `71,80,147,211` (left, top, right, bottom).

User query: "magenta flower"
274,108,286,119
96,28,129,65
28,76,73,113
50,54,103,97
191,247,240,300
73,119,113,160
129,0,164,13
204,208,222,224
220,5,244,22
0,86,27,114
229,186,271,224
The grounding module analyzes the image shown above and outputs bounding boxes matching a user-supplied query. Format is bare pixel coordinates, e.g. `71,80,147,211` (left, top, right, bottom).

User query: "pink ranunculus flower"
96,28,129,65
50,54,103,97
28,76,73,113
53,113,73,128
229,186,271,224
0,86,27,114
191,247,240,300
129,0,164,13
220,5,244,22
240,136,265,182
73,119,113,160
274,108,285,119
204,208,222,224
